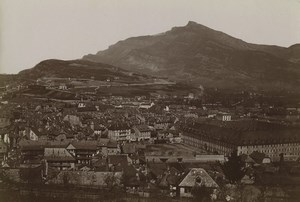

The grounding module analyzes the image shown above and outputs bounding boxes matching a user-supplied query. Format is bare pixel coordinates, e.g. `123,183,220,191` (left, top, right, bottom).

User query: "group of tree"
221,150,246,184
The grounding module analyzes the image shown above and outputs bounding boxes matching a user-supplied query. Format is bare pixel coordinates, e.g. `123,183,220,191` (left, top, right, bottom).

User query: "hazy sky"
1,0,300,74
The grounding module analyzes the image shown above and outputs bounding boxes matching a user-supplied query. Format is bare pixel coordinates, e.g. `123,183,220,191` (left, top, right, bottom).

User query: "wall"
237,143,300,161
48,171,122,187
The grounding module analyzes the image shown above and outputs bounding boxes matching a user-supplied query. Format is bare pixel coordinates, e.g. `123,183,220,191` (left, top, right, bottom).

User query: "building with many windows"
180,121,300,161
108,123,131,142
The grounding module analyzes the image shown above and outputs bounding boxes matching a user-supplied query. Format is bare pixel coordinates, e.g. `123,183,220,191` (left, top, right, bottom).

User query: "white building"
108,123,131,142
181,121,300,161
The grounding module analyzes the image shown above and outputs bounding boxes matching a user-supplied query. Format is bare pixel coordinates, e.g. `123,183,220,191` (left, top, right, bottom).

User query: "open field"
145,143,208,156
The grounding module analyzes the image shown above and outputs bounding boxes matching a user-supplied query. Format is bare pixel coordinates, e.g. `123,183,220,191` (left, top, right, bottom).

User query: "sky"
1,0,300,74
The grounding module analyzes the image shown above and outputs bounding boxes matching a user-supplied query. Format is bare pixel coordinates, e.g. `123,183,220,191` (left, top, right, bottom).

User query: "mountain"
83,21,300,91
18,59,151,82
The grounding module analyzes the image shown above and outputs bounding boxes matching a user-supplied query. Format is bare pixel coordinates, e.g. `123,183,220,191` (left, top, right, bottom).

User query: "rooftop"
179,168,218,188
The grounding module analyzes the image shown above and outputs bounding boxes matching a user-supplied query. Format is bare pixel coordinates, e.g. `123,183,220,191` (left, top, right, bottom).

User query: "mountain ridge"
18,59,151,82
83,21,300,91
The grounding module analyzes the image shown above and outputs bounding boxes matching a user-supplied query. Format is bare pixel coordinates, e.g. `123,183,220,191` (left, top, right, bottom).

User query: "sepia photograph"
0,0,300,201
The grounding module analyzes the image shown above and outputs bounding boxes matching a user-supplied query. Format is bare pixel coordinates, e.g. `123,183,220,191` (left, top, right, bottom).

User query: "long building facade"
180,121,300,161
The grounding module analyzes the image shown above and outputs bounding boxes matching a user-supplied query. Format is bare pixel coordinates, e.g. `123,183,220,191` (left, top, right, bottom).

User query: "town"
1,76,300,201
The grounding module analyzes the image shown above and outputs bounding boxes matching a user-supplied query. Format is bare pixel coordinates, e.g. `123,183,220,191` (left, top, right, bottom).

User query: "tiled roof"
122,144,136,154
108,122,131,130
44,148,75,162
179,168,218,188
70,141,98,150
108,154,128,167
181,121,300,146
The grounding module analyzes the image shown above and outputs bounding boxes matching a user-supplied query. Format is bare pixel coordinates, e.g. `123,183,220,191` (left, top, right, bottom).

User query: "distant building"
216,113,232,121
22,128,40,141
181,121,300,161
0,129,9,144
98,138,120,156
132,125,151,141
44,148,75,171
63,114,81,126
66,141,98,165
108,123,131,142
0,141,8,165
20,144,44,164
139,102,154,109
58,84,68,90
78,102,86,108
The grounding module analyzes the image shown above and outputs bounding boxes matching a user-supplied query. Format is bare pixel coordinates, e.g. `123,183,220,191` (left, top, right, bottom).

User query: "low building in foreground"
178,168,219,197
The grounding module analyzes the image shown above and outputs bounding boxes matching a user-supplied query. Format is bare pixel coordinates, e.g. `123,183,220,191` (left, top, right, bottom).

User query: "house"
132,125,151,142
240,154,256,167
0,141,8,165
58,84,68,90
20,143,44,164
108,123,131,142
0,128,9,144
23,128,40,141
153,118,174,131
78,102,86,108
44,148,76,171
216,112,232,121
178,168,219,197
93,123,107,136
250,151,271,165
20,140,70,165
123,165,147,194
66,141,98,165
98,139,120,156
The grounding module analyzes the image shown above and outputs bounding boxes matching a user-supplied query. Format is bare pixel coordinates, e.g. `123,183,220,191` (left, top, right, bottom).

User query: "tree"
191,183,211,202
221,150,245,184
20,166,43,184
105,174,117,190
241,185,262,202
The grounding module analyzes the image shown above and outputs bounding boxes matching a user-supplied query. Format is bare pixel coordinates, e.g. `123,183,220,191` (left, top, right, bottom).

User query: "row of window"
246,143,300,148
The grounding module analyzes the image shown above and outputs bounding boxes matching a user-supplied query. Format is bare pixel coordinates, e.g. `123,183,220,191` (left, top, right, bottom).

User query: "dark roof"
93,158,107,167
134,125,151,132
123,165,140,186
147,163,167,177
70,141,98,150
250,151,268,164
108,123,131,130
181,121,300,146
179,168,218,188
108,155,128,167
44,148,75,162
122,144,136,154
107,140,118,148
20,140,70,151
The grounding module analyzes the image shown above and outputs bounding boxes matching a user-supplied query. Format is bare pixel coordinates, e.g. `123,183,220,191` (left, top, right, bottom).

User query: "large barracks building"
180,120,300,161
